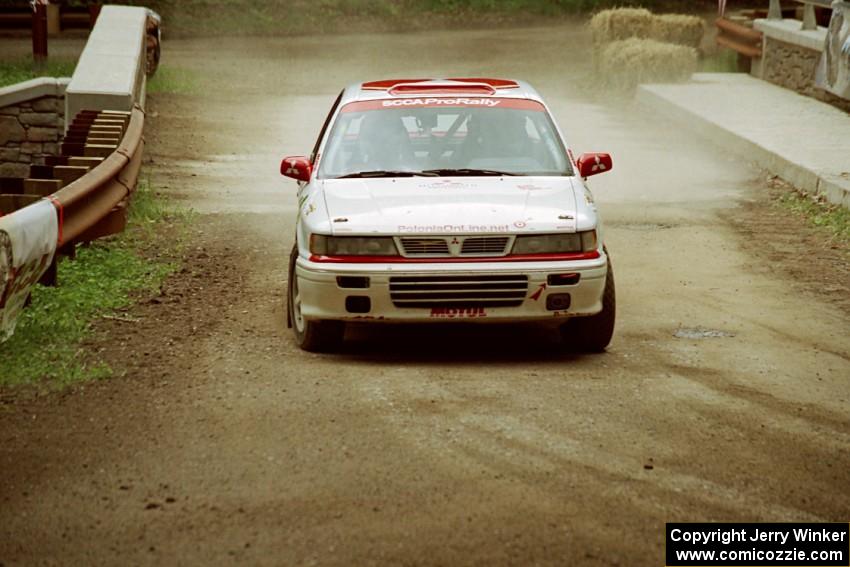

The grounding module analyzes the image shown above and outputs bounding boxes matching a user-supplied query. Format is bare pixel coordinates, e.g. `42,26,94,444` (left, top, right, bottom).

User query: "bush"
598,37,698,92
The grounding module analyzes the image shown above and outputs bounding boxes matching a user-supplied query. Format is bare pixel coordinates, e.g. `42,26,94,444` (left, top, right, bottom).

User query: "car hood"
319,176,581,235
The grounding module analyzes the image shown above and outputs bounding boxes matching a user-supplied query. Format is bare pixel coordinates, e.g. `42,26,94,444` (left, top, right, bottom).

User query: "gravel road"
1,26,848,566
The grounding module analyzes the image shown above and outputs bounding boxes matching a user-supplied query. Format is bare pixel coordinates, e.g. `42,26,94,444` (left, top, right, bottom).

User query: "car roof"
340,78,544,105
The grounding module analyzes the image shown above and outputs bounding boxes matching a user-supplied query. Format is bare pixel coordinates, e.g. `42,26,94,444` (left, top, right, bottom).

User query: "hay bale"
590,9,706,51
649,14,705,49
589,8,654,47
599,38,698,92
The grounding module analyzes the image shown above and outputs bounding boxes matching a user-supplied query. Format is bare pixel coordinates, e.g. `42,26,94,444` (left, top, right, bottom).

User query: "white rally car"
282,78,615,352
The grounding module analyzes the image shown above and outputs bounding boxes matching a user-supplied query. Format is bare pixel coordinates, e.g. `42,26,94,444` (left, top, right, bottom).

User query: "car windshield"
317,98,573,178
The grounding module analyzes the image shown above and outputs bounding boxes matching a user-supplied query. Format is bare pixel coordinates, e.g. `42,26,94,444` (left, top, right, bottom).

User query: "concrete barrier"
64,5,149,127
637,73,850,209
0,78,70,109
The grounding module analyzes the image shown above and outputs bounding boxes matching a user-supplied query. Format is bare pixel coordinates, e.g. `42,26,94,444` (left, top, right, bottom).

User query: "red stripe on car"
309,251,601,263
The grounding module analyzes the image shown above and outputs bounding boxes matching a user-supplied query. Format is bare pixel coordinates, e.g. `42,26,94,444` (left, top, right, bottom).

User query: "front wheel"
287,246,344,352
561,257,616,353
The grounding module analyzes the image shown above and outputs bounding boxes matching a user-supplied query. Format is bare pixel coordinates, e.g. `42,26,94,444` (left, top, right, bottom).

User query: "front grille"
460,236,510,255
398,236,511,257
399,238,450,256
389,274,528,308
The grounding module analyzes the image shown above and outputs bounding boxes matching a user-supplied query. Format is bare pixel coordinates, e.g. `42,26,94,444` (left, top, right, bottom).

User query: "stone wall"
753,19,850,113
0,78,69,178
762,37,850,112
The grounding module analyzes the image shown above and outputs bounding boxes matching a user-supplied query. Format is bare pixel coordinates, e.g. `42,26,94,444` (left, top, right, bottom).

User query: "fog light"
546,293,571,311
547,273,581,286
345,296,371,314
337,276,370,289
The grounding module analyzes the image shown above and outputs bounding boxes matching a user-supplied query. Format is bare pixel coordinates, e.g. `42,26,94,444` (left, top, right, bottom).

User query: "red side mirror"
280,156,312,182
576,152,613,178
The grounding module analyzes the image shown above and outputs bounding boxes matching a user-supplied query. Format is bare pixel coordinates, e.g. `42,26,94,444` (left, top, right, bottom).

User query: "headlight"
310,234,399,256
511,230,597,255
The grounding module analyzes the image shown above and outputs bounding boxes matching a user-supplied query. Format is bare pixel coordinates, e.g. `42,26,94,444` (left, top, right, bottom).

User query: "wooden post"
31,2,48,66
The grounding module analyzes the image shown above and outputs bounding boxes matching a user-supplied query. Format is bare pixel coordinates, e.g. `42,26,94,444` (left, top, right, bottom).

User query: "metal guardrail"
52,106,144,247
0,106,145,338
0,106,143,258
715,17,764,58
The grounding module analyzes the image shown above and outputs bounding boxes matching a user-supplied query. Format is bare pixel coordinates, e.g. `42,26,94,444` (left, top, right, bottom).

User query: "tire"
287,245,344,352
561,257,616,353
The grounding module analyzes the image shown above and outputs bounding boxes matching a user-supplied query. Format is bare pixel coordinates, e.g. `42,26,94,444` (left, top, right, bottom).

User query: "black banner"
666,523,849,566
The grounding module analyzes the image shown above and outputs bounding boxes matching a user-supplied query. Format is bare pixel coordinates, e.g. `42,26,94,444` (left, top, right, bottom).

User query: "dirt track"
1,27,849,566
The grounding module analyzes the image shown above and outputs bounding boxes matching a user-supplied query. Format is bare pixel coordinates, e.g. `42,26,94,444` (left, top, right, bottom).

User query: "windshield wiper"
335,170,438,179
421,168,519,177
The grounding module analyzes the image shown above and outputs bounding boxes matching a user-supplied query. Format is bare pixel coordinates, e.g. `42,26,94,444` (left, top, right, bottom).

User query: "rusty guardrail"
52,106,144,247
0,105,145,340
715,17,764,58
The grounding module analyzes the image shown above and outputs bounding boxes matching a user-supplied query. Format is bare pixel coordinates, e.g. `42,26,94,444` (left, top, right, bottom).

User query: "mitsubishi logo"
591,155,607,173
284,159,300,176
448,236,463,255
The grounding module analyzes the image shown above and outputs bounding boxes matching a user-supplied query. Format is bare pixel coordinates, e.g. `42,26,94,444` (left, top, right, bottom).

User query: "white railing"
768,0,833,30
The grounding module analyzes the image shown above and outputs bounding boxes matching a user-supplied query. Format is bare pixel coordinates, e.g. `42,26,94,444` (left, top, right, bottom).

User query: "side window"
323,114,364,175
532,113,571,174
310,90,344,163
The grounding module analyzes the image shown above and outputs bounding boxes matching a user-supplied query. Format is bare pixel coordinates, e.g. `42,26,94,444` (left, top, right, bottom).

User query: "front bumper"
295,253,608,323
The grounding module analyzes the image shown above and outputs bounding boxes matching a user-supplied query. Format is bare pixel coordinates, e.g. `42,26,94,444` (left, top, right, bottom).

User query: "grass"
0,58,77,89
0,181,189,387
777,188,850,244
147,66,200,95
